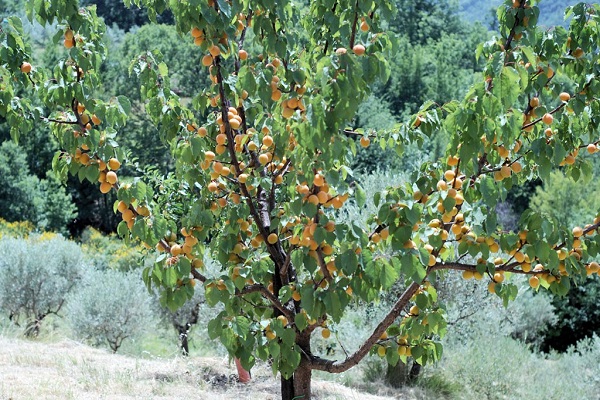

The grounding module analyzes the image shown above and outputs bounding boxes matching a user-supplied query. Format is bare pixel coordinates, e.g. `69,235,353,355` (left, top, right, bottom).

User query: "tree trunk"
385,359,421,388
281,376,295,400
288,331,312,399
179,330,189,356
292,358,312,399
409,361,421,381
385,360,409,388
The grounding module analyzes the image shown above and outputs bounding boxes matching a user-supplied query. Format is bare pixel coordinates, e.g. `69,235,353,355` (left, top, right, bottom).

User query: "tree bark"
290,331,313,399
292,357,312,399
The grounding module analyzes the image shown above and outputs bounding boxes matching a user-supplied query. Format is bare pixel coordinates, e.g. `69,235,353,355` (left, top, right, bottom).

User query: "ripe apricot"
20,62,32,73
352,44,365,55
191,27,202,38
202,54,213,67
267,233,278,244
587,143,597,154
542,113,554,125
99,182,112,194
559,92,571,102
282,107,294,119
108,158,121,170
106,171,118,184
258,153,269,165
209,45,220,57
360,136,370,148
529,275,540,288
529,97,539,108
262,135,273,147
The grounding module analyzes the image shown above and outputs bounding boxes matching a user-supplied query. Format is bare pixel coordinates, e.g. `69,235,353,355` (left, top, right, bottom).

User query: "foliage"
542,275,600,352
0,141,77,233
438,271,558,349
427,334,600,400
530,169,600,229
66,268,154,352
100,23,211,173
79,226,149,271
459,0,578,28
381,17,487,120
0,235,85,336
80,0,173,30
0,218,34,239
4,1,600,399
390,0,464,45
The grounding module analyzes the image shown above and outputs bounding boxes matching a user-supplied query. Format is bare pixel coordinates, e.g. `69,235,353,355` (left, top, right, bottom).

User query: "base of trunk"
235,358,251,384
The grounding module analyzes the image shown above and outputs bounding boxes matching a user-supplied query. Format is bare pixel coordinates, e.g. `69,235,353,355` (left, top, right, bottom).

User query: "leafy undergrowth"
0,336,420,400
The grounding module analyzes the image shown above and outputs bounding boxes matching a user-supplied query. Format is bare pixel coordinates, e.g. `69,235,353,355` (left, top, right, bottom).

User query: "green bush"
66,268,154,352
0,235,85,336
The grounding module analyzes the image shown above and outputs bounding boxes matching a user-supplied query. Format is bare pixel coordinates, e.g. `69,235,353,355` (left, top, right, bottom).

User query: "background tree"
0,236,85,336
2,1,600,400
66,268,154,352
0,141,76,233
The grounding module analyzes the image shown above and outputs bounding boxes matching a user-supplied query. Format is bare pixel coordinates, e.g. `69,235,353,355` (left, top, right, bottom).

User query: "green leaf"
380,261,398,289
355,184,366,207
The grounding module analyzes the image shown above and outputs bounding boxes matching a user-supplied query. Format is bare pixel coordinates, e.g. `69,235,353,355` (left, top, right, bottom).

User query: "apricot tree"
2,0,600,399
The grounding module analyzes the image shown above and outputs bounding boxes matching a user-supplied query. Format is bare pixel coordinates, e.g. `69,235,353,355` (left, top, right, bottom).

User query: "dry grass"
0,336,410,400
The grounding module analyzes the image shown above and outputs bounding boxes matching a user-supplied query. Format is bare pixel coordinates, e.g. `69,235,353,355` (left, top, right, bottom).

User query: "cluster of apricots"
97,157,120,194
151,228,205,286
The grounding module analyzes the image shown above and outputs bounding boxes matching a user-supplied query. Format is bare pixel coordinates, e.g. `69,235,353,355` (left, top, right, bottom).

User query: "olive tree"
3,1,600,399
0,235,85,336
66,268,154,352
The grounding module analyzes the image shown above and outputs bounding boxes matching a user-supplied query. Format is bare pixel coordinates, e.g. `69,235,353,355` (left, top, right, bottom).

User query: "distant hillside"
459,0,581,29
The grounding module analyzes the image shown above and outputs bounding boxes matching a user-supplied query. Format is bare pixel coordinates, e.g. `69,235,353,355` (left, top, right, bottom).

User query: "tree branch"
310,281,421,373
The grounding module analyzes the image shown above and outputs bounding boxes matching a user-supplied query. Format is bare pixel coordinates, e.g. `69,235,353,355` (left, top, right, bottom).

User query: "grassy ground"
0,336,419,400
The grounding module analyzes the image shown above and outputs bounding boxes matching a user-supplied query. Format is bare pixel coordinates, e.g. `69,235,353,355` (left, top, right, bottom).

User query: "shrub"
79,227,150,271
0,235,85,336
0,218,34,239
427,334,600,400
66,268,154,352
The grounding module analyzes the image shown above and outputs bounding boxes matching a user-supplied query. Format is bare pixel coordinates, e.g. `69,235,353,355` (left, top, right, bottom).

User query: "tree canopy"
2,1,600,399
